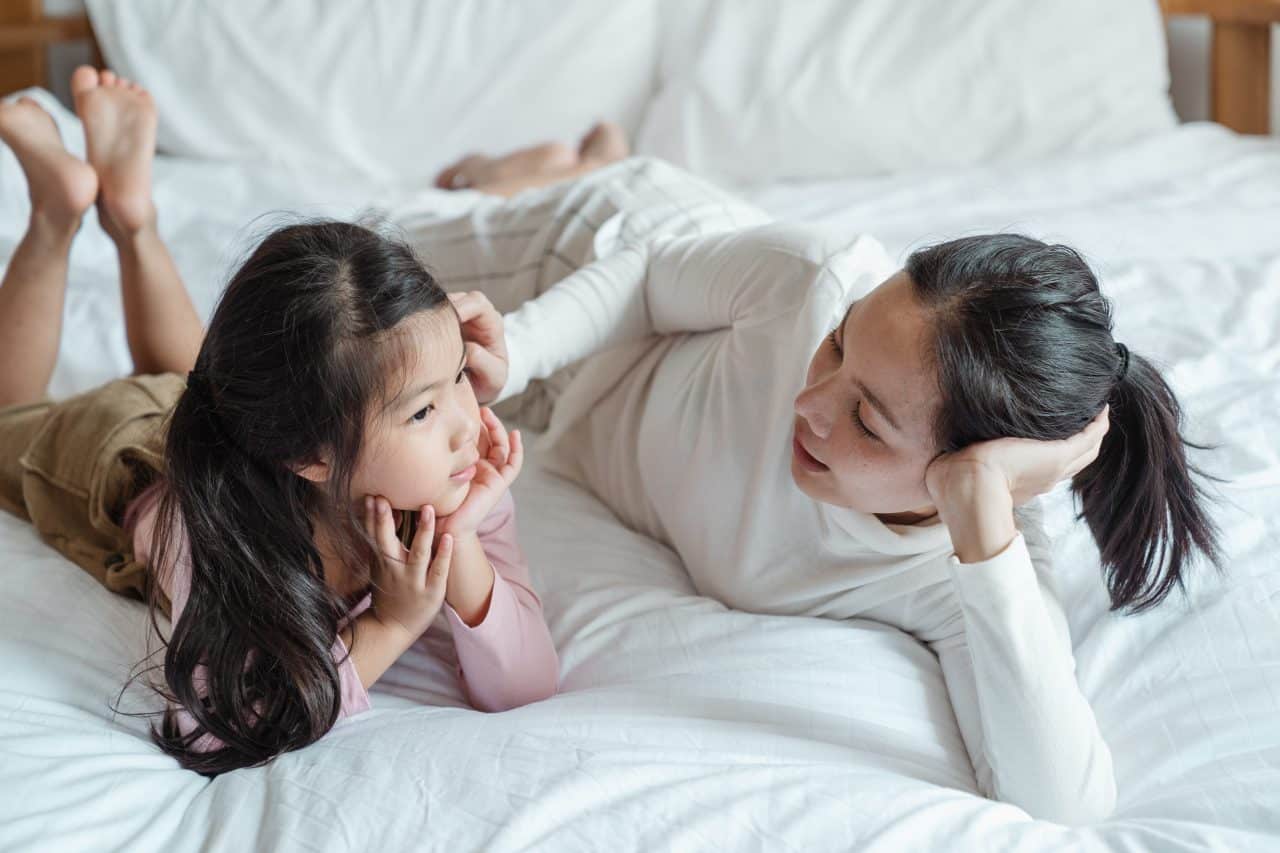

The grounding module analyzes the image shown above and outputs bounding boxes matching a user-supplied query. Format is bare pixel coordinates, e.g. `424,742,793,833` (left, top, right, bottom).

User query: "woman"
398,147,1220,824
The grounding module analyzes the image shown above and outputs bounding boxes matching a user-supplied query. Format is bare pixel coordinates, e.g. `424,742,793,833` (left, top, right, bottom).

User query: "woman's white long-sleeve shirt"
397,158,1116,823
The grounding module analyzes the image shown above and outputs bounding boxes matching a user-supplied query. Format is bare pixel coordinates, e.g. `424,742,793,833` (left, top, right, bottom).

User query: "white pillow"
85,0,659,183
635,0,1177,185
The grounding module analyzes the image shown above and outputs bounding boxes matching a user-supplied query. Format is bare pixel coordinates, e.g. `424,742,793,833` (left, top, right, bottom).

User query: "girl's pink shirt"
125,484,558,752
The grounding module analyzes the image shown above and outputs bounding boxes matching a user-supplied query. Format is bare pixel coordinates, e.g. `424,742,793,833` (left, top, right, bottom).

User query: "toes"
70,65,99,96
100,70,117,87
434,165,462,189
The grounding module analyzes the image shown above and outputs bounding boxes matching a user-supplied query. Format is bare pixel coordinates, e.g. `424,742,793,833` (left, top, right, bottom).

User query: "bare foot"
577,121,629,167
435,141,578,191
71,65,158,237
0,97,98,228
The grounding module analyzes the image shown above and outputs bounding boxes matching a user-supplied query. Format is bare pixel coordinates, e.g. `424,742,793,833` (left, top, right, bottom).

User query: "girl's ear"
290,455,331,484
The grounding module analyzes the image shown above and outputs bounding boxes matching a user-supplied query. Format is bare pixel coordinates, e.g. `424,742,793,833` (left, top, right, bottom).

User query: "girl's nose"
453,413,481,452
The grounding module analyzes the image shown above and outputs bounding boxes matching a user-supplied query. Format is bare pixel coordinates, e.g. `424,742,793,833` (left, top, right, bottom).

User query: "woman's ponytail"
1072,346,1222,612
908,235,1222,616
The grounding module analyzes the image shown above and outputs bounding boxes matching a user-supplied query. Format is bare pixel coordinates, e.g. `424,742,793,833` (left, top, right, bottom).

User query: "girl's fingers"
505,429,524,481
481,407,509,465
407,505,436,576
374,497,404,562
425,534,454,603
363,495,376,540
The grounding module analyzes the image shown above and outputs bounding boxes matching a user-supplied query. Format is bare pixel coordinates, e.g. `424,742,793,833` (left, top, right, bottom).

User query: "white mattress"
1,92,1278,851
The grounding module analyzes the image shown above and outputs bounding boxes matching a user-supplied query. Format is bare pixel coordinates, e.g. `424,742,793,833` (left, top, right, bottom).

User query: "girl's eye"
455,368,469,385
827,329,842,354
410,404,434,424
853,403,880,442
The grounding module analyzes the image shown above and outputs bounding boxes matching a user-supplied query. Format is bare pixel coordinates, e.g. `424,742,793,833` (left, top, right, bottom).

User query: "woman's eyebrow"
838,302,901,432
853,379,902,432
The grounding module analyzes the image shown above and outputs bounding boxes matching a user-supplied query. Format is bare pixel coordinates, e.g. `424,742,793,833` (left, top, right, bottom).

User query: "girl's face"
791,271,943,520
353,309,482,516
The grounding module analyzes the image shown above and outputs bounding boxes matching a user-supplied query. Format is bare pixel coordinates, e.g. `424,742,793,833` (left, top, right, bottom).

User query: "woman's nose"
795,383,834,440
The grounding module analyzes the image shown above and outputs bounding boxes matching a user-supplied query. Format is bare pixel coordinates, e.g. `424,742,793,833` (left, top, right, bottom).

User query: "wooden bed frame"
1,1,1278,134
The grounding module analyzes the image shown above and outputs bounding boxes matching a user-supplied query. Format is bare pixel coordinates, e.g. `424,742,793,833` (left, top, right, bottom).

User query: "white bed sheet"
1,93,1278,852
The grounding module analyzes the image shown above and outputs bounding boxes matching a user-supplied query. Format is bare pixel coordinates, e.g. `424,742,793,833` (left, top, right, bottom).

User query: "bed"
2,2,1279,851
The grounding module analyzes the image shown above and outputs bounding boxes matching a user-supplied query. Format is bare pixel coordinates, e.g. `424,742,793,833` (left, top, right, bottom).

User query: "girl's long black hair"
907,234,1221,612
141,220,447,775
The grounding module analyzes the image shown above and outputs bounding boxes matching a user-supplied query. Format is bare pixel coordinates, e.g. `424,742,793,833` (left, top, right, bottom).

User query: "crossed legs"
0,67,203,408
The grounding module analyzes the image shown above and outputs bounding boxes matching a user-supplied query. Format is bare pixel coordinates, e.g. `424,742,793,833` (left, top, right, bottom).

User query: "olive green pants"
0,373,185,605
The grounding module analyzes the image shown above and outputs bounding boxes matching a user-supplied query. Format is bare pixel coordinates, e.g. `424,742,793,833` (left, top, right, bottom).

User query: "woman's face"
791,271,943,519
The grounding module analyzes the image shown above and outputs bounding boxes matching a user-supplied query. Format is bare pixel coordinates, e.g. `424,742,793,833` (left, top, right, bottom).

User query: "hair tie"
1114,343,1131,383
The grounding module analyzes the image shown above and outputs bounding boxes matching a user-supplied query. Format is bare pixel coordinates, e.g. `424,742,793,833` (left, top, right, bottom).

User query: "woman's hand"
924,407,1109,562
925,407,1110,510
450,291,508,405
364,494,454,641
437,407,523,538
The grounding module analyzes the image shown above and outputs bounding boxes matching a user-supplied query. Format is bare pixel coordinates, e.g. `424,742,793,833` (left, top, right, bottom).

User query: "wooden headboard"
1,2,1277,134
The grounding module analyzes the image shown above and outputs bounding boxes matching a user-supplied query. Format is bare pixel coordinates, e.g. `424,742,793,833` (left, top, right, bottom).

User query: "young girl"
0,69,558,776
413,151,1221,825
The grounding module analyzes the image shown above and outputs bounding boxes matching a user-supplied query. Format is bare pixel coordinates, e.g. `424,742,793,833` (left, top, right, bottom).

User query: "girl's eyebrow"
392,346,467,409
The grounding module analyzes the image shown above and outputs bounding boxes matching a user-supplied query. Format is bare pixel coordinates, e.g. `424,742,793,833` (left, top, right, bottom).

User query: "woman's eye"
827,330,841,353
456,368,469,385
853,404,880,441
410,404,434,424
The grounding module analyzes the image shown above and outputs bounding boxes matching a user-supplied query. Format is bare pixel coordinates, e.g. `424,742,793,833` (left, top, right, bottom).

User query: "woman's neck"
876,505,939,526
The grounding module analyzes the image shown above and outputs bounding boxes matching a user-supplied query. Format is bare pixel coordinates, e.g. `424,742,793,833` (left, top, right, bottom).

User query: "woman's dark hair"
141,220,448,775
906,234,1221,612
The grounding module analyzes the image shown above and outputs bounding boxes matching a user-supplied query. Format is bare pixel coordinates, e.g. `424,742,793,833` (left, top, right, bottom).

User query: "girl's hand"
925,406,1110,511
449,291,508,405
364,495,454,641
437,407,523,537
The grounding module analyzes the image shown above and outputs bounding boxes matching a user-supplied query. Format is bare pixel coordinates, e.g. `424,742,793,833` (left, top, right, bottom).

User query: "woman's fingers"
465,340,506,384
449,291,503,347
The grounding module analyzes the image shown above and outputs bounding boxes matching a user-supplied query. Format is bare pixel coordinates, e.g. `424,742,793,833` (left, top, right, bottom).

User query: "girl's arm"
443,492,560,711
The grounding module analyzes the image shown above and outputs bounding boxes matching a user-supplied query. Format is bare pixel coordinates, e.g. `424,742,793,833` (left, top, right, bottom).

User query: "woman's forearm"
933,469,1019,563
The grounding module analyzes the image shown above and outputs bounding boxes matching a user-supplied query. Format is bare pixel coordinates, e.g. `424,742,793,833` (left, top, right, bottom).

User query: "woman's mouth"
792,432,829,473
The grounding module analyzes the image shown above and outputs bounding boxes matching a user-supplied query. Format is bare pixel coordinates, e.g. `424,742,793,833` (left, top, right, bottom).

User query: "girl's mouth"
450,464,477,482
